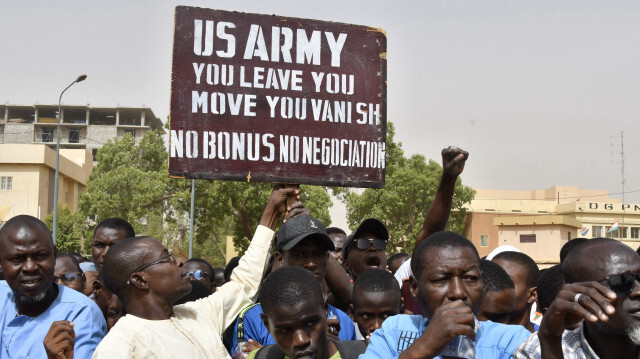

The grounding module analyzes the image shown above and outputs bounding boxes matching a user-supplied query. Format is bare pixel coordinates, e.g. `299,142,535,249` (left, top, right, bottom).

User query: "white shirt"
92,225,274,359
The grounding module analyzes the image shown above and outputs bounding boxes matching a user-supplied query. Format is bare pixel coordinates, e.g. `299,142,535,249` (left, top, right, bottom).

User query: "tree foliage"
73,130,333,265
44,206,84,253
340,122,475,255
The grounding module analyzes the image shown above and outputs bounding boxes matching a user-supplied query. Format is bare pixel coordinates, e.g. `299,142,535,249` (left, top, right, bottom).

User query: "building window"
480,235,488,247
92,149,99,161
567,231,571,241
632,228,640,239
592,226,603,237
124,129,136,138
41,128,53,142
0,176,12,190
68,128,79,143
520,234,536,243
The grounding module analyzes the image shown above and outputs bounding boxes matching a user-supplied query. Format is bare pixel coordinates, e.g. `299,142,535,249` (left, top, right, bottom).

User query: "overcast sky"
2,1,639,231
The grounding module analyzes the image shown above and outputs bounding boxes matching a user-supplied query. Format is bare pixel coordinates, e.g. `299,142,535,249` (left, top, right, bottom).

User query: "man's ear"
93,279,102,294
526,287,538,305
128,273,149,290
409,275,418,298
260,313,270,333
274,252,284,267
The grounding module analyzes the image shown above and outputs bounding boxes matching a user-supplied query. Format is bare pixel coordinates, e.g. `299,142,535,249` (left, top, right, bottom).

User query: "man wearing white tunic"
92,186,300,359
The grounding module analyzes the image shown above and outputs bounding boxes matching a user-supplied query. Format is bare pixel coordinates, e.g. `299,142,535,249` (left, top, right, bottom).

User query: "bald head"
102,236,153,301
0,215,52,250
564,237,638,283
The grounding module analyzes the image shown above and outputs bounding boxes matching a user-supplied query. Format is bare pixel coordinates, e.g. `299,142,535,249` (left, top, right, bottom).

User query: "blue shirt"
360,314,530,359
231,303,356,351
0,281,107,358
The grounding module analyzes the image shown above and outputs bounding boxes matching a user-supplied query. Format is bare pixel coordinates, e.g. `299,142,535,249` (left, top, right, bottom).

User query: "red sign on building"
169,6,387,187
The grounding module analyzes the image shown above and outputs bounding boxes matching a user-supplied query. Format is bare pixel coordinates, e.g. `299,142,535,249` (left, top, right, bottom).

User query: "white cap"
486,245,521,261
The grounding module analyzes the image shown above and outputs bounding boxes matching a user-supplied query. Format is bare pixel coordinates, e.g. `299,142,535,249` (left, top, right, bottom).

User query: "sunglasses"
54,272,81,284
127,252,175,285
353,238,387,251
605,273,640,294
187,269,209,281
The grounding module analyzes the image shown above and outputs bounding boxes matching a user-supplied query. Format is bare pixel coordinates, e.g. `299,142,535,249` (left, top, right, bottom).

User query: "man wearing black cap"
342,218,389,283
230,214,357,355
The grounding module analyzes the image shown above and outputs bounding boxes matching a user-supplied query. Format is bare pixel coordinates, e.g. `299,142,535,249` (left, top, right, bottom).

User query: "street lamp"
53,74,87,245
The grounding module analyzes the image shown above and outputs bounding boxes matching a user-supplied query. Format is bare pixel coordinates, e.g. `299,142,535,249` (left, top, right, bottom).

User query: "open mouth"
365,256,381,269
295,351,315,359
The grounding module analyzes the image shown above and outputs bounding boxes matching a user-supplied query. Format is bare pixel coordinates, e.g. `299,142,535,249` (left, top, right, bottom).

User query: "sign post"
170,7,387,188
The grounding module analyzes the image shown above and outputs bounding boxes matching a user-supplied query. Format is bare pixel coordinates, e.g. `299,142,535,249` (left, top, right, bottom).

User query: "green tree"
183,181,332,257
78,131,190,242
341,122,475,254
44,205,84,253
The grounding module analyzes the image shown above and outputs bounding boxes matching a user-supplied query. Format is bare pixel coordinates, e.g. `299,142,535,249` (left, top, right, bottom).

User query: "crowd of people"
1,146,640,358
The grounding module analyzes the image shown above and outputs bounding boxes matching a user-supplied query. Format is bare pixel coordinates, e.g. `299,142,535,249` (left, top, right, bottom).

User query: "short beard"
17,291,47,303
627,325,640,346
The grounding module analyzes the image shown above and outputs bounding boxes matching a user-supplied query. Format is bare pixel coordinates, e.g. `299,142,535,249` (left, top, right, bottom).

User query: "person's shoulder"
381,313,425,331
58,284,96,305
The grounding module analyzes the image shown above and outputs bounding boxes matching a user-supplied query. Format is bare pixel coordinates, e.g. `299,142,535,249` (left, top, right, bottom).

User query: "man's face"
581,243,640,337
134,238,191,303
346,232,387,280
278,237,329,282
262,299,327,359
182,261,212,293
328,233,346,263
213,270,225,289
54,257,85,293
492,258,530,318
106,293,125,330
353,289,402,338
476,288,516,324
0,224,55,302
413,246,482,319
83,270,99,297
92,227,129,270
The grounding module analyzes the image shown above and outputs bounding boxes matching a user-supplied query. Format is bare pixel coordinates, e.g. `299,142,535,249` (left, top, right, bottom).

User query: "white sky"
2,1,639,231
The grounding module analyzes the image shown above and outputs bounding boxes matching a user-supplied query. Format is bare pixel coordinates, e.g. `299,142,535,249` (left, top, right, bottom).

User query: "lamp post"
53,74,87,245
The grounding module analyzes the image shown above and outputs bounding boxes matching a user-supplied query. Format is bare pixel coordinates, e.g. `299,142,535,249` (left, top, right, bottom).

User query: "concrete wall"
0,144,92,222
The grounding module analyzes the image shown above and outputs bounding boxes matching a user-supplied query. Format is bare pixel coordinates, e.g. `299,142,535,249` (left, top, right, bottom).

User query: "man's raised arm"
413,146,468,253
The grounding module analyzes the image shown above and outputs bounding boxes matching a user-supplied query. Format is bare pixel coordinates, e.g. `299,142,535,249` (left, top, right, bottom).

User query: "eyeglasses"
353,238,387,251
54,272,81,284
605,273,640,295
187,269,209,281
127,252,175,285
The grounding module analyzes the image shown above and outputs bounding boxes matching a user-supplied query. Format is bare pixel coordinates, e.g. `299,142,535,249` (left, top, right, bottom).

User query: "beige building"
463,186,640,266
0,104,164,162
0,144,92,224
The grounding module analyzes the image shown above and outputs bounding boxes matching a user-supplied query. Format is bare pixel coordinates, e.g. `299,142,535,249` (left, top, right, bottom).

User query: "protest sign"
169,6,387,187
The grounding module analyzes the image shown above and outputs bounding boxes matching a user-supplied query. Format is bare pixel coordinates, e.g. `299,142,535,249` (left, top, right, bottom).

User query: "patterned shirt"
513,325,600,359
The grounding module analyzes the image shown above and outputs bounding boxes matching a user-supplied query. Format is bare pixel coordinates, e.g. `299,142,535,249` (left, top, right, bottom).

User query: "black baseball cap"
342,218,389,260
276,214,335,252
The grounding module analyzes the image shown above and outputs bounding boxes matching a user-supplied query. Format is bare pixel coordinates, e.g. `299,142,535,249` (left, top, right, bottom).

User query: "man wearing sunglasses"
92,185,301,358
342,218,389,283
514,238,640,359
54,252,86,294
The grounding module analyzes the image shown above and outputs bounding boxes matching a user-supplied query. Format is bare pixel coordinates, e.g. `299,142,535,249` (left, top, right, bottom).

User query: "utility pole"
611,131,625,239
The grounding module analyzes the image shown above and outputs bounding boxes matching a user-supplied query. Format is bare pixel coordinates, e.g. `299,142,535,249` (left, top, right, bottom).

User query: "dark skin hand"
538,282,616,359
259,185,302,230
44,320,75,359
399,300,475,359
414,146,468,253
326,317,341,341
